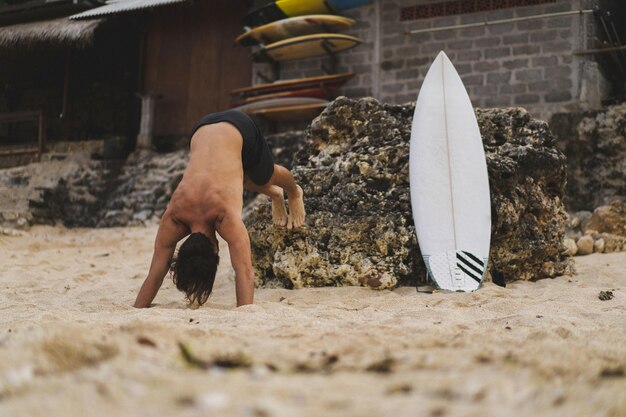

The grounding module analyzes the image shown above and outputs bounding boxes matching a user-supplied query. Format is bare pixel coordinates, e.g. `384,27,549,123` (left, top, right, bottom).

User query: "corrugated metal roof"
69,0,189,20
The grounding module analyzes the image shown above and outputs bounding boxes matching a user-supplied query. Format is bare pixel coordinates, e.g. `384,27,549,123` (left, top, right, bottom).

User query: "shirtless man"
133,110,305,308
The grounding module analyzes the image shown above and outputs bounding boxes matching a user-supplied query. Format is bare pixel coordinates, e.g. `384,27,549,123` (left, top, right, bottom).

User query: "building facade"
0,0,252,153
253,0,615,122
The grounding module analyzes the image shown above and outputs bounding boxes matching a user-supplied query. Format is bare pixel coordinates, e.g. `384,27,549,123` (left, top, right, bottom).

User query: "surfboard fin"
491,264,506,287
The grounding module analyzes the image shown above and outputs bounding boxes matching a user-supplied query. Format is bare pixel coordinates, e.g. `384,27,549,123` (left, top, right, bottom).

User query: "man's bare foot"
271,191,288,227
287,185,305,229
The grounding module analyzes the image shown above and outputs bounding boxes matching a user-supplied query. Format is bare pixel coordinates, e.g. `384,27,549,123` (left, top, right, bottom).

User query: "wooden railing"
0,111,46,160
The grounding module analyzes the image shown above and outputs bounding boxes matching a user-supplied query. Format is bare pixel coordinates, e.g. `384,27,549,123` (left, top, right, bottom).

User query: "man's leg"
243,176,288,227
267,164,305,229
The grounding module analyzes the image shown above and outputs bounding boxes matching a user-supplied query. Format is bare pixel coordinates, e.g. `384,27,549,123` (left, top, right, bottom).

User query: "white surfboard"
409,51,491,292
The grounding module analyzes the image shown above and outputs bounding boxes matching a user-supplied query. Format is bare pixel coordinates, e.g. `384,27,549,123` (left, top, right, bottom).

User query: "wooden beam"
574,44,626,56
62,48,70,141
0,110,46,160
0,110,41,122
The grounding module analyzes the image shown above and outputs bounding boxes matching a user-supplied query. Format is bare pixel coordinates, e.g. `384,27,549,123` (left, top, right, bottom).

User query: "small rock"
593,238,605,254
563,238,577,256
0,228,25,237
598,290,614,301
565,230,582,240
586,200,626,237
365,356,396,373
386,383,413,395
597,233,626,253
197,392,229,412
574,211,593,231
599,366,624,378
132,210,152,222
567,214,581,229
576,235,594,256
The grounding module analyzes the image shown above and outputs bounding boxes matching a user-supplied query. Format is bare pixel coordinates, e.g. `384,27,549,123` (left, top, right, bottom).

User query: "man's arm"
217,214,254,307
134,213,188,308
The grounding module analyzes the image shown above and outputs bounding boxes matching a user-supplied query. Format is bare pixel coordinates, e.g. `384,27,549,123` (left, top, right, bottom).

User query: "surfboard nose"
436,50,449,61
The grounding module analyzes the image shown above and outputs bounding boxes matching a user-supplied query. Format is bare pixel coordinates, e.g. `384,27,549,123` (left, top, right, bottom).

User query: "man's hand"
217,213,254,306
133,242,175,308
134,211,187,308
134,274,165,308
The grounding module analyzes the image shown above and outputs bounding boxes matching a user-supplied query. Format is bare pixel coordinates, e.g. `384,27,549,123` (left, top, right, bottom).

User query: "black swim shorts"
190,109,274,186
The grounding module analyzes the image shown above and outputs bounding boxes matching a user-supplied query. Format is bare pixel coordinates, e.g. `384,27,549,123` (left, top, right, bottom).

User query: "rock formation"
551,103,626,210
586,199,626,237
0,131,306,229
95,150,187,227
0,154,109,229
565,200,626,255
90,131,303,226
246,97,572,289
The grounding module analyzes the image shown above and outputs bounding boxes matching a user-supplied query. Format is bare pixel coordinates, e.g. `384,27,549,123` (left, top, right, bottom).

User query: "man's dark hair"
171,232,219,306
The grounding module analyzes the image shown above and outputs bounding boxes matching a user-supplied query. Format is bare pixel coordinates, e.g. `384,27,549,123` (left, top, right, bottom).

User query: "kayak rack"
255,49,282,82
254,40,341,82
321,39,339,75
575,44,626,56
592,6,626,76
406,9,594,35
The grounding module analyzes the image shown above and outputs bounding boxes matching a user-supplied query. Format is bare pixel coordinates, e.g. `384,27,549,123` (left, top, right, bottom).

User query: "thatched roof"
0,17,102,49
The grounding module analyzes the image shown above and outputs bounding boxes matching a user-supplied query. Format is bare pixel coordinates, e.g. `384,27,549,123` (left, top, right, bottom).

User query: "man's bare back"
133,112,305,309
169,122,246,243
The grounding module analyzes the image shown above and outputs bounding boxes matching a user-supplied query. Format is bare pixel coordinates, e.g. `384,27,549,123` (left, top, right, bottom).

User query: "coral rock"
246,97,571,288
551,103,626,210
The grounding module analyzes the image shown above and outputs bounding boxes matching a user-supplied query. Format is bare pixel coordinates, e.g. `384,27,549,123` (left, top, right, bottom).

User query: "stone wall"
252,0,605,122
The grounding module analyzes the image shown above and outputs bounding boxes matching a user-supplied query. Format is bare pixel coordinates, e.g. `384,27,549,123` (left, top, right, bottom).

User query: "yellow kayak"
236,15,355,47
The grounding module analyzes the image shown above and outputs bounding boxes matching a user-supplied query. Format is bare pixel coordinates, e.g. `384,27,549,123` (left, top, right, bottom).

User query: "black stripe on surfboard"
457,263,482,283
456,253,483,276
461,251,484,267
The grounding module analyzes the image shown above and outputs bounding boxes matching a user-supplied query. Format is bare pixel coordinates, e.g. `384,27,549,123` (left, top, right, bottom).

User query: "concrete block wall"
250,0,606,122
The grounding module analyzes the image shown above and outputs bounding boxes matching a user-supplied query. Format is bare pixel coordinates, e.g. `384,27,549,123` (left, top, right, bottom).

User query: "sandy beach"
0,224,624,417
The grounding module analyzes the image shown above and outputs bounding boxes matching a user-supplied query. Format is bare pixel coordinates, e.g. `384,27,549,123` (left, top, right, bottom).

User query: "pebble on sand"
594,238,605,254
563,238,578,256
576,236,594,256
598,290,614,301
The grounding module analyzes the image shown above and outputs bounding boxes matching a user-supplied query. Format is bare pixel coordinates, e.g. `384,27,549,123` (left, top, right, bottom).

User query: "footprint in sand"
74,273,94,283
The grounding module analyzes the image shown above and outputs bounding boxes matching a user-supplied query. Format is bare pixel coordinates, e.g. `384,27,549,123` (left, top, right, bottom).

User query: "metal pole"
607,12,626,67
136,92,160,150
598,13,626,75
574,44,626,56
61,49,70,141
372,0,381,100
406,9,594,35
38,111,46,160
